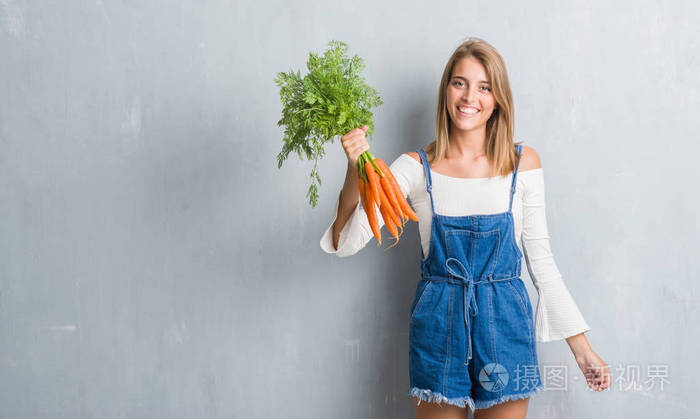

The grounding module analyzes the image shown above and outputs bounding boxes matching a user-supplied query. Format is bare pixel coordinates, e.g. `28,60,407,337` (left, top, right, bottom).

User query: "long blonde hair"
426,37,522,177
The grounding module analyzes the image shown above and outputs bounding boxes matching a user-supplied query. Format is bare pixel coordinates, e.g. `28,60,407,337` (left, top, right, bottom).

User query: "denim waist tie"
423,257,519,366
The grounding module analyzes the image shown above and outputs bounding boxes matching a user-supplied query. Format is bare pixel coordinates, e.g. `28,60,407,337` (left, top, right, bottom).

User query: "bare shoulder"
519,145,542,171
405,151,421,163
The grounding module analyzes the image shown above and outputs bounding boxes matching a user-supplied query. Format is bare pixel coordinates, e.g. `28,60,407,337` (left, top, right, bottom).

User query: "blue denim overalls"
407,144,545,410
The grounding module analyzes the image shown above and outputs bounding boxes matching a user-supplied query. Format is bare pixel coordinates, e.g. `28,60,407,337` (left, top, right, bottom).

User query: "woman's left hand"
574,349,611,392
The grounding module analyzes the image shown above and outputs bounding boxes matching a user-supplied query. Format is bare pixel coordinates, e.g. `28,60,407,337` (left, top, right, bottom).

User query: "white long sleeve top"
319,153,590,342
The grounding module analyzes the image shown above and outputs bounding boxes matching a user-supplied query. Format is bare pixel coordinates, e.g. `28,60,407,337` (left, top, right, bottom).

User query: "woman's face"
446,56,497,133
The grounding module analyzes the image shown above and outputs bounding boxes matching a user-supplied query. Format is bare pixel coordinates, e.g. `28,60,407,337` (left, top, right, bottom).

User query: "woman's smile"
456,105,481,118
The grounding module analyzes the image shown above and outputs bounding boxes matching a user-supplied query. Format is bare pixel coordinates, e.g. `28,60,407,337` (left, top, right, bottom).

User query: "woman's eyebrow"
452,76,490,83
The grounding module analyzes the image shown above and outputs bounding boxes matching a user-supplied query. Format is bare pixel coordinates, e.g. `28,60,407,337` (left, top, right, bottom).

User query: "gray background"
1,0,697,418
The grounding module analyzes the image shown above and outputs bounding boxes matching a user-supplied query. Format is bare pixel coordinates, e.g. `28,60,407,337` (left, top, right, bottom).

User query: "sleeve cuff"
533,286,591,342
318,191,362,257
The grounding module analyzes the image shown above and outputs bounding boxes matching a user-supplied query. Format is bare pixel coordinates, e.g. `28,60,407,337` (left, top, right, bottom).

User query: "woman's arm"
567,332,611,392
519,145,610,391
519,146,591,342
331,160,362,250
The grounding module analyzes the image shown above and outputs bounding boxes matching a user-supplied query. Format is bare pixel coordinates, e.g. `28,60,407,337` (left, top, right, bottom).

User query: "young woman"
320,37,610,418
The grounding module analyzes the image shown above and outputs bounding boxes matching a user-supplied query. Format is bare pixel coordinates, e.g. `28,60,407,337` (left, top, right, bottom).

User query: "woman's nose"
462,87,477,102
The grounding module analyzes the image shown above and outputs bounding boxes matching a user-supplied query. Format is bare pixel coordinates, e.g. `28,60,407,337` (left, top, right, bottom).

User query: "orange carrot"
360,178,381,245
375,158,419,222
377,179,402,235
365,160,381,207
378,197,399,241
380,175,406,223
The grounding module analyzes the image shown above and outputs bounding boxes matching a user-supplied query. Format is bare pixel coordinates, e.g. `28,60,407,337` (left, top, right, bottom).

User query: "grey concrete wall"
0,0,697,418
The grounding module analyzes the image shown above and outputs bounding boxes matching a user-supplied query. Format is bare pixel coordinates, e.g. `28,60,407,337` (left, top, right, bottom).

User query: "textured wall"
0,0,697,418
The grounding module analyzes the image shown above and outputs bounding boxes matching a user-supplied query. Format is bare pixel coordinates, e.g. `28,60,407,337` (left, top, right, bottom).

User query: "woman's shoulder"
405,151,421,164
387,151,422,167
519,144,543,172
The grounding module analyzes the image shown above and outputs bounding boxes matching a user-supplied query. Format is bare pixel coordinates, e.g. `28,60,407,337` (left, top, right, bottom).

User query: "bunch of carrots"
358,151,419,249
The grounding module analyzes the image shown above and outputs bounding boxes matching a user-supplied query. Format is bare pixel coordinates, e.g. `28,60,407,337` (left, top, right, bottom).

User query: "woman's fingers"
341,126,370,165
585,364,610,391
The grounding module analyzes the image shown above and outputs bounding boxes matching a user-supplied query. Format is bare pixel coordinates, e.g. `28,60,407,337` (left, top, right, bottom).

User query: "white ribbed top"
320,153,590,343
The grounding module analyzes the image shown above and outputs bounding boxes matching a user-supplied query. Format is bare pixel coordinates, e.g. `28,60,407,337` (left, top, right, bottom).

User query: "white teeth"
458,106,479,114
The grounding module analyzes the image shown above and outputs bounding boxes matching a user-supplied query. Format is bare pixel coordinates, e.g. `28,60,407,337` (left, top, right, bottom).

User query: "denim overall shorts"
407,144,545,410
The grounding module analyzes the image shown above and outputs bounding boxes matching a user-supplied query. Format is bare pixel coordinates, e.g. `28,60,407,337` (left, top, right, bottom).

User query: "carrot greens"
274,40,383,208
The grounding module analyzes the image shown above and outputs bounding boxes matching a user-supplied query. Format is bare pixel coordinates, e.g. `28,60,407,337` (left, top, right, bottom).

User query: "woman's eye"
452,81,491,92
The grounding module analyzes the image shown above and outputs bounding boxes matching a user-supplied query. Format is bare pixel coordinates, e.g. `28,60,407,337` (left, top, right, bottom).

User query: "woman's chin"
451,120,484,132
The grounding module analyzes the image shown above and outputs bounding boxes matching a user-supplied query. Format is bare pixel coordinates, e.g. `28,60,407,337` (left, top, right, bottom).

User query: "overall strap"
416,148,436,216
508,144,523,212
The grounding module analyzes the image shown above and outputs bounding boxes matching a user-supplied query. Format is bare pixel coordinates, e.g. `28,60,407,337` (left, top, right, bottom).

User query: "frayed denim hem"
407,387,476,411
473,383,546,410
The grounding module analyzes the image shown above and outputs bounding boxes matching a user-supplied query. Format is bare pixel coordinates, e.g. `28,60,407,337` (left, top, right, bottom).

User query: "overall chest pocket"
444,229,501,280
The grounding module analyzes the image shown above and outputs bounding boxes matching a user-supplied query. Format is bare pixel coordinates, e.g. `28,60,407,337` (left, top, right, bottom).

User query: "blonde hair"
426,37,522,177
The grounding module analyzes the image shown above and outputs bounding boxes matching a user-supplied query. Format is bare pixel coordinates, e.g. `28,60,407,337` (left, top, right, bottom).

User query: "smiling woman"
429,39,520,181
450,68,494,120
320,36,611,419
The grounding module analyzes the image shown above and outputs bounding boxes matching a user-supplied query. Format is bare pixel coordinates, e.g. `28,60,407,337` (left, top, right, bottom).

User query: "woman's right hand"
340,125,370,167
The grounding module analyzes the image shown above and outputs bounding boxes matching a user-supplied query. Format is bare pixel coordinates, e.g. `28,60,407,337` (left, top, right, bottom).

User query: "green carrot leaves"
274,40,383,208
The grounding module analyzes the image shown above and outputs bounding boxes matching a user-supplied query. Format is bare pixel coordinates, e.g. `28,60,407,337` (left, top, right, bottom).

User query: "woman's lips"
457,107,480,118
